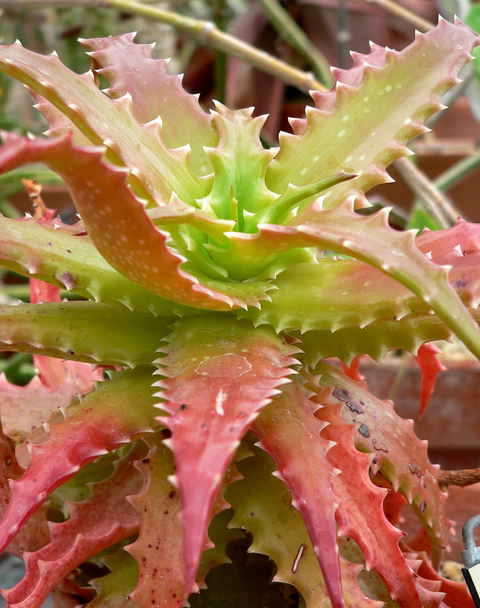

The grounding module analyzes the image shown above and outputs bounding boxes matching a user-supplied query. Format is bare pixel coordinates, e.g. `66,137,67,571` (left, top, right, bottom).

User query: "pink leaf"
3,442,143,608
0,366,157,556
79,34,217,177
414,343,446,419
309,364,451,569
251,381,343,608
126,430,187,607
0,424,49,559
154,316,298,595
313,393,422,608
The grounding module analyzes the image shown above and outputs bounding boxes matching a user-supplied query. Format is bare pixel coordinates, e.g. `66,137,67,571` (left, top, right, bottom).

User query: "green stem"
0,0,327,93
395,157,457,229
433,146,480,192
212,0,228,105
257,0,332,87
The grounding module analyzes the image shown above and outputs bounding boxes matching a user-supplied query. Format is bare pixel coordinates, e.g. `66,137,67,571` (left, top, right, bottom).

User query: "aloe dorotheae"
0,16,479,608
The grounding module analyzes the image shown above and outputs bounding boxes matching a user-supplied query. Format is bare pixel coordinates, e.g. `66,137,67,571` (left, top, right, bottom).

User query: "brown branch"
356,0,435,32
439,468,480,489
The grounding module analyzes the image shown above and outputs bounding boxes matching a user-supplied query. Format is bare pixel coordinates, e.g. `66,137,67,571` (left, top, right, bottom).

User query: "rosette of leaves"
0,17,479,608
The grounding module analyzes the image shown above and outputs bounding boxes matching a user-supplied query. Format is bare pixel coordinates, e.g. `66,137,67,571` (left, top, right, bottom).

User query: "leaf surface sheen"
153,316,298,596
3,442,143,608
226,446,383,608
251,381,342,608
236,201,480,360
266,18,479,214
79,33,218,178
313,396,421,608
0,133,267,310
0,366,157,558
0,300,175,369
310,365,451,567
0,214,189,316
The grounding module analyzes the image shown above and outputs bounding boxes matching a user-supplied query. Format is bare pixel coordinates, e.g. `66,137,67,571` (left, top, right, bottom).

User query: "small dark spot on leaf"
161,428,172,438
201,423,208,430
358,424,370,438
173,594,177,599
6,458,12,466
66,249,71,253
409,462,421,478
142,557,146,562
164,511,169,515
419,501,427,514
142,458,149,464
47,242,52,246
169,491,176,499
67,349,74,356
180,403,187,411
32,479,37,483
372,439,388,453
332,388,364,414
148,543,153,548
455,278,467,288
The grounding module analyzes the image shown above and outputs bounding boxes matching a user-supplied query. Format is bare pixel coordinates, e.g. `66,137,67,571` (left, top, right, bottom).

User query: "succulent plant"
0,16,479,608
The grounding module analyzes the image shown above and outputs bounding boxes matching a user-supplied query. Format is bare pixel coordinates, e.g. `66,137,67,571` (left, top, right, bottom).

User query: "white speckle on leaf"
215,389,226,416
337,129,346,138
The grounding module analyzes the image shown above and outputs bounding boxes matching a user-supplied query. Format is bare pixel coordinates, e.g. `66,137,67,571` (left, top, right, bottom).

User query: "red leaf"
252,381,343,608
414,343,446,419
340,355,365,382
3,442,142,608
154,316,297,595
0,367,157,556
313,395,422,608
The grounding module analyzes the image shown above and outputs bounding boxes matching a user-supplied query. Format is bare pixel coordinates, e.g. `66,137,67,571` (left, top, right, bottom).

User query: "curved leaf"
310,365,451,568
265,18,479,215
314,396,421,607
0,133,270,311
252,381,342,608
0,366,157,557
0,214,189,316
0,41,207,205
3,442,143,608
236,201,480,360
153,316,297,593
226,447,383,608
79,33,217,177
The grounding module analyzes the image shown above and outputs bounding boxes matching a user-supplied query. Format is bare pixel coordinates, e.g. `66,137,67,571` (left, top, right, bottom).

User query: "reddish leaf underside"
314,395,422,608
3,442,143,608
251,381,343,608
0,366,157,557
311,365,451,568
153,315,298,597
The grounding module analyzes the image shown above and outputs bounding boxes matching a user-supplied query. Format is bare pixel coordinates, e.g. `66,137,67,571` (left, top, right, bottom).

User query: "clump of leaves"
0,17,479,608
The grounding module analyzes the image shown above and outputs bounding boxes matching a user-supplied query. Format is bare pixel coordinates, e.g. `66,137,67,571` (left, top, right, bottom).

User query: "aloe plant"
0,16,479,608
